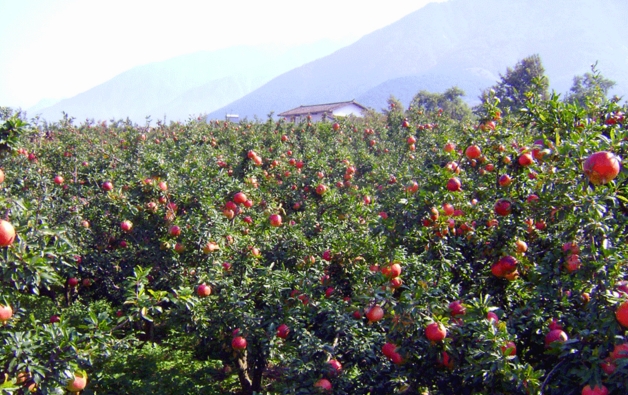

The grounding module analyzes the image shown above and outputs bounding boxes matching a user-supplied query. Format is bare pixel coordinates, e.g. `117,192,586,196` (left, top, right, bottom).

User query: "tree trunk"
235,350,253,395
251,350,265,392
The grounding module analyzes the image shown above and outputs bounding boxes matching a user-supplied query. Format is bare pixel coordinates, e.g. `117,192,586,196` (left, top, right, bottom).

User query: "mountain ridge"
34,0,628,123
208,0,628,120
34,40,351,123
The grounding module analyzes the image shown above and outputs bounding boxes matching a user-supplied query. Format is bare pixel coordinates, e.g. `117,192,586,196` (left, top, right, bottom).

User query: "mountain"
27,98,62,114
356,67,498,110
208,0,628,119
34,40,350,123
149,75,254,123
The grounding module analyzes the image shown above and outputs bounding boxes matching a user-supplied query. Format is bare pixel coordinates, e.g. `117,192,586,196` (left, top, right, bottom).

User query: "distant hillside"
34,40,349,123
208,0,628,120
151,75,257,123
356,68,498,110
27,98,62,115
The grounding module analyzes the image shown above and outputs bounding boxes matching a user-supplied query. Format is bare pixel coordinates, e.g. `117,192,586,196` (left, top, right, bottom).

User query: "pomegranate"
583,151,620,185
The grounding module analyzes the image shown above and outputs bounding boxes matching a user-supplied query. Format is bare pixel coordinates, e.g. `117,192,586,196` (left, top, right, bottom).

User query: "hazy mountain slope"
35,40,349,123
149,75,258,123
27,98,62,115
356,68,498,110
209,0,628,119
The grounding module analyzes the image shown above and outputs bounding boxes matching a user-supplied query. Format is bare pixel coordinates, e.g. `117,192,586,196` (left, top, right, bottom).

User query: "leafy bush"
0,75,626,395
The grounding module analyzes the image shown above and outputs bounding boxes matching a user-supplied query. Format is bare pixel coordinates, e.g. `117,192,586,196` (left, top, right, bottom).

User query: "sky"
0,0,445,110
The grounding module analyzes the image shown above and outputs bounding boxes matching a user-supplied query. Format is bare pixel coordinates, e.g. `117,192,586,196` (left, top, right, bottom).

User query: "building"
277,100,367,123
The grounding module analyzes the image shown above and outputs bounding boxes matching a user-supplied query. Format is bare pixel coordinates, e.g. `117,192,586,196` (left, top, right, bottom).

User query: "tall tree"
481,54,549,113
409,86,471,120
0,106,15,121
565,63,616,106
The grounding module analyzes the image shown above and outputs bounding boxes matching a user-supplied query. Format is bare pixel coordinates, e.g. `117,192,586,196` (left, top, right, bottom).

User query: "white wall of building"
332,103,364,117
284,103,365,122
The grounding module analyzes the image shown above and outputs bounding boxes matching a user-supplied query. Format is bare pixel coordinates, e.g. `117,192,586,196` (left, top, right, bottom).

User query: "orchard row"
0,94,627,394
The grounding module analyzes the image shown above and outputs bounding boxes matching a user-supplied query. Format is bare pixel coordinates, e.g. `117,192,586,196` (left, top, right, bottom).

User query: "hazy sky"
0,0,444,109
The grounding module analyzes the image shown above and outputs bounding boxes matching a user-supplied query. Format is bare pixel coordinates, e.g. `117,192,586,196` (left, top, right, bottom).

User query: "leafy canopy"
565,63,616,106
409,86,471,120
482,54,549,113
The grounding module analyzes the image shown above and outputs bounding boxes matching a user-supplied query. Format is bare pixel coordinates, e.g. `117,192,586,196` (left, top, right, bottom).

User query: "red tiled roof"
277,100,366,117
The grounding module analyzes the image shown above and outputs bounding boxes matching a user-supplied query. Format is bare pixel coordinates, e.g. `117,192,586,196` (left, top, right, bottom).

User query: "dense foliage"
481,54,549,114
565,65,617,108
0,73,627,395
